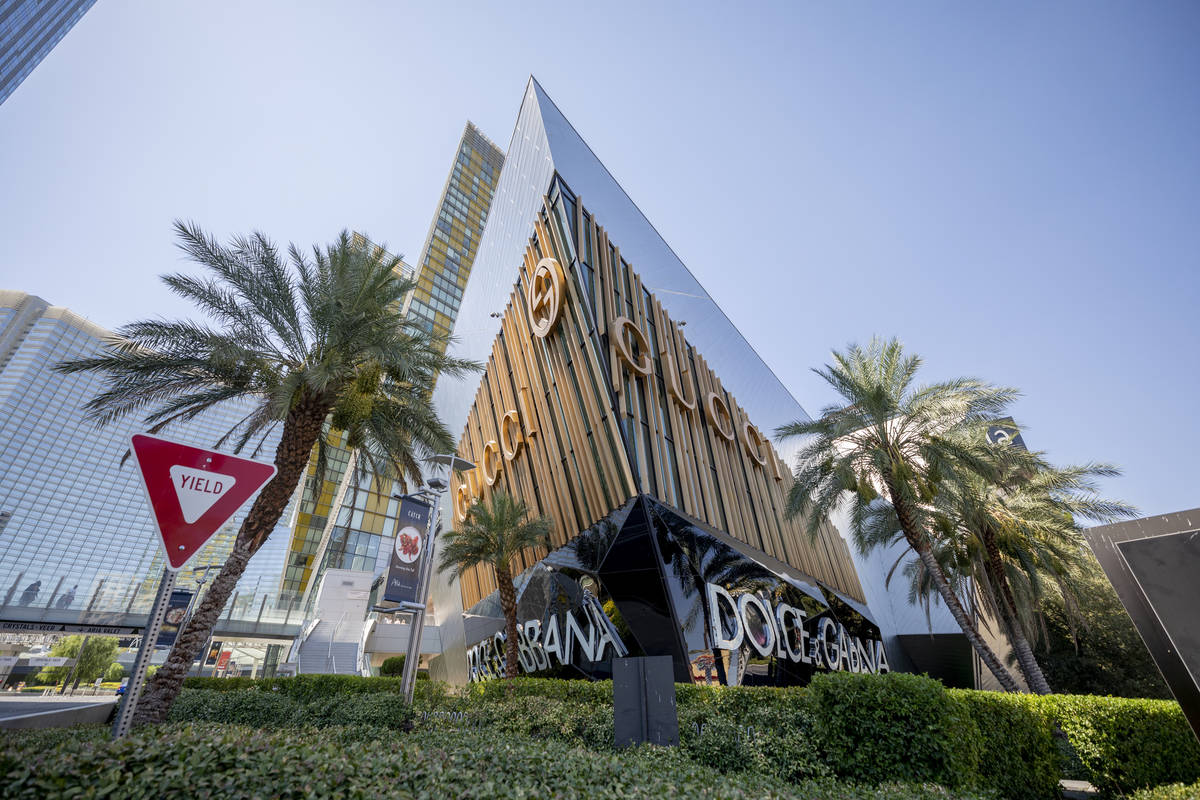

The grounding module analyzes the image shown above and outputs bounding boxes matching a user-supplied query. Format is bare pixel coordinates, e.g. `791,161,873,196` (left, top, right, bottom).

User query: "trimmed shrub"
463,675,614,705
1040,694,1200,796
0,723,1004,800
168,688,414,731
379,655,405,676
181,673,447,704
805,672,980,789
1130,781,1200,800
678,703,831,783
949,689,1059,800
173,672,1200,800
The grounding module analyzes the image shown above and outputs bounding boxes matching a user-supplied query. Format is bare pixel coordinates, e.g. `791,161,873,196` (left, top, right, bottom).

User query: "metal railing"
358,617,375,675
290,617,321,673
327,612,347,672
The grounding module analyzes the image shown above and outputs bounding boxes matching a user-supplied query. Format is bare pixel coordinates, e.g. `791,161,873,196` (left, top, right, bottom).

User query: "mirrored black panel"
464,494,886,685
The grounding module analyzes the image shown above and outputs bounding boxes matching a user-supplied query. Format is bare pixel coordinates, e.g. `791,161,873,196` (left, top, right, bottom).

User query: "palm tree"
437,490,551,678
921,453,1136,694
56,222,478,722
776,337,1023,692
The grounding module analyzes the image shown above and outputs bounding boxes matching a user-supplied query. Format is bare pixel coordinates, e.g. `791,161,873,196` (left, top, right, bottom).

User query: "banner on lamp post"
155,589,194,648
383,497,433,604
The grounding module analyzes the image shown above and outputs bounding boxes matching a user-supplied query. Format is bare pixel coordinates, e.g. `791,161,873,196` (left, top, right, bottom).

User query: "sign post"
397,495,437,704
111,434,276,739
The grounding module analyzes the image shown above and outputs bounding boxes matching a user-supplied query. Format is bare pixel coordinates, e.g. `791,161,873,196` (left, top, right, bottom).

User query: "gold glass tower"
403,122,504,350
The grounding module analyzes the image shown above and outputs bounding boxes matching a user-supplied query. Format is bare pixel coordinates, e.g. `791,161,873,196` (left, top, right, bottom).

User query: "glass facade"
0,291,295,632
0,0,97,106
403,121,505,348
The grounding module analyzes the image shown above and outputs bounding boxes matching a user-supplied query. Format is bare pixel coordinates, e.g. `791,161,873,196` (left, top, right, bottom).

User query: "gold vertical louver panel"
451,194,865,610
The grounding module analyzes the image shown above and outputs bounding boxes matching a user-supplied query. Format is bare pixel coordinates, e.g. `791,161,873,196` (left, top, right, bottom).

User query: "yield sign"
129,434,277,571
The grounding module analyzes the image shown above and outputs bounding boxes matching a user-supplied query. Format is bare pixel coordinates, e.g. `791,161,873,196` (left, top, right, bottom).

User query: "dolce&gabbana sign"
706,583,889,675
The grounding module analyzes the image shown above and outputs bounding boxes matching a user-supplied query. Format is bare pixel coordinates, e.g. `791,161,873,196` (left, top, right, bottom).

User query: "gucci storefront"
429,80,885,686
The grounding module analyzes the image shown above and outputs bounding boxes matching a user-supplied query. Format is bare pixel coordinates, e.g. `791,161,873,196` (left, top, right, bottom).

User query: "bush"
949,689,1059,800
173,672,1200,800
104,662,126,682
379,655,405,676
1040,694,1200,796
181,674,446,704
1130,781,1200,800
0,723,1002,800
678,704,830,783
805,672,980,789
168,688,415,731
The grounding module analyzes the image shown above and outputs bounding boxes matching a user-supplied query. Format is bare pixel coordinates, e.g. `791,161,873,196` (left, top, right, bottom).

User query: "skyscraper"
276,124,504,602
0,290,290,622
403,121,505,348
0,0,97,106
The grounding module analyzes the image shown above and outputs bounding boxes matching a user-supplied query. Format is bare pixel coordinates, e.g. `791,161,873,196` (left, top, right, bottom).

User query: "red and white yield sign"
129,434,277,571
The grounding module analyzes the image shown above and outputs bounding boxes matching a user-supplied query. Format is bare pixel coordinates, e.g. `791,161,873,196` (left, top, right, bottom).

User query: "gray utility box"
613,655,678,747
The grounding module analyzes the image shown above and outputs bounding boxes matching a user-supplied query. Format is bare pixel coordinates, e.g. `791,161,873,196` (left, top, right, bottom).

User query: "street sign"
129,434,277,571
383,497,432,603
113,435,276,740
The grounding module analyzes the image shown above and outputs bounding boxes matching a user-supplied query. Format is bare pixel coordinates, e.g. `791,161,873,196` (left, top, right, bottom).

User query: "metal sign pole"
399,492,442,704
57,635,90,695
112,567,175,739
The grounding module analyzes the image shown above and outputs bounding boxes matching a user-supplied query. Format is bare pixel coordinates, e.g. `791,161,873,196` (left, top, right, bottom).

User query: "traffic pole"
112,567,175,739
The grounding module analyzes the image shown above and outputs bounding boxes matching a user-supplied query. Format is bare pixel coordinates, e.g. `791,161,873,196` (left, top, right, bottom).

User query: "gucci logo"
527,257,566,338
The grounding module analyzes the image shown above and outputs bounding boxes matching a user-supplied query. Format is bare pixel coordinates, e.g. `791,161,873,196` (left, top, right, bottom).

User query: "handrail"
327,611,347,671
290,617,321,673
359,617,376,676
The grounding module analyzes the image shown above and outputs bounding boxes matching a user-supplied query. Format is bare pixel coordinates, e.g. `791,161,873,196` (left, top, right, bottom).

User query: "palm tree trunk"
495,564,521,679
980,529,1053,694
133,393,330,724
909,541,1022,692
885,483,1023,693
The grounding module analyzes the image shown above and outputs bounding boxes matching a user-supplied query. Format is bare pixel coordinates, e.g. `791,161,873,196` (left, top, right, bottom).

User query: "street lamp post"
393,453,474,705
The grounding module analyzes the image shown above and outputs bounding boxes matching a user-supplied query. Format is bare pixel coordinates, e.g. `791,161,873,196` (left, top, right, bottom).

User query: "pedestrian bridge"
0,602,303,642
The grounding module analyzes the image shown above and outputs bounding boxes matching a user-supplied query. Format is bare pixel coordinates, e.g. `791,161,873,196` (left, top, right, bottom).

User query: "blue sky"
1,2,1197,518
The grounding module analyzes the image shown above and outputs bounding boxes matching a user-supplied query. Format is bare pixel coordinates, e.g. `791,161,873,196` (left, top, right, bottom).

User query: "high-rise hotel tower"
0,0,97,105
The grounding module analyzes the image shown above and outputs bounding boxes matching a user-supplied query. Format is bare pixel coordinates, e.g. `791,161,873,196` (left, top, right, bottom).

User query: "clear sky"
1,2,1197,518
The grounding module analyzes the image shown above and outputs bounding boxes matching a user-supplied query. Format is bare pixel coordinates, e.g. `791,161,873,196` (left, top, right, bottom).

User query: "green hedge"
949,690,1060,800
806,672,981,790
1041,694,1200,796
1131,781,1200,800
175,672,1200,798
176,673,1054,798
0,723,999,800
169,688,417,731
182,674,444,703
